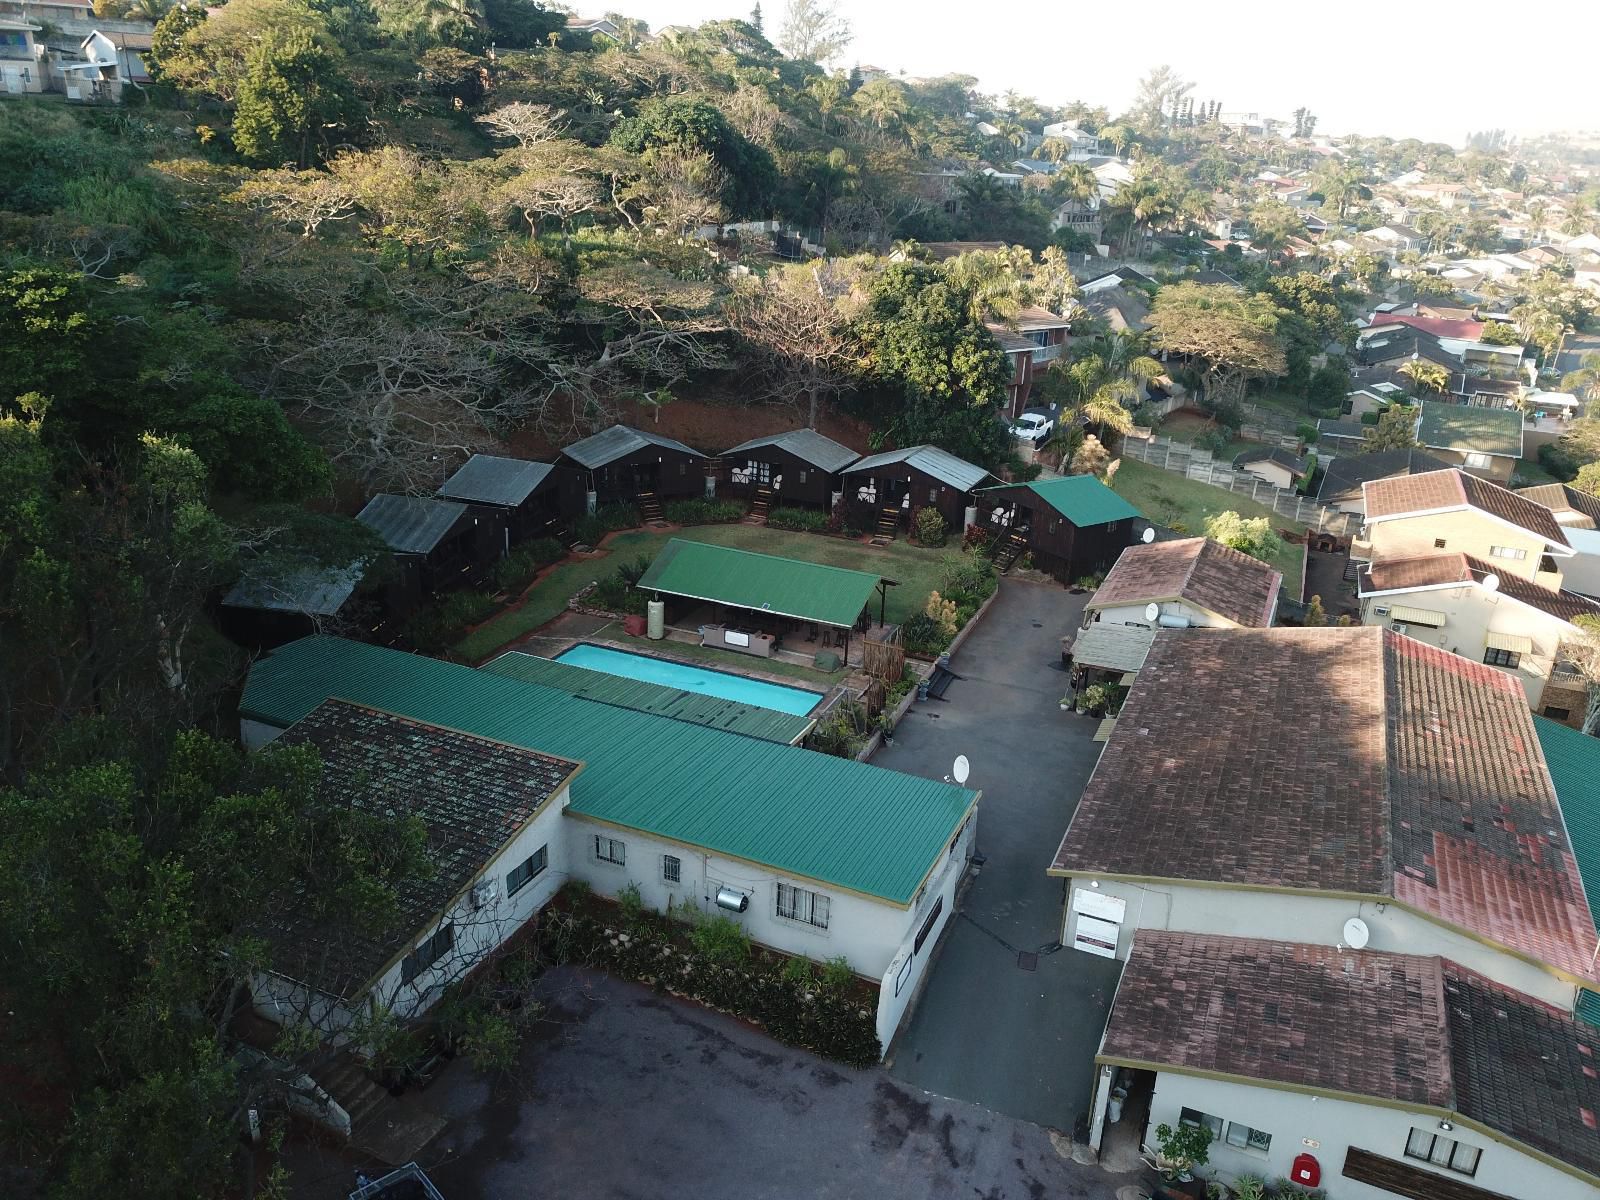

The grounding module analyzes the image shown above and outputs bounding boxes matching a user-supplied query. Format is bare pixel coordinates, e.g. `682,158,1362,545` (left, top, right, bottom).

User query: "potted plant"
1154,1121,1213,1183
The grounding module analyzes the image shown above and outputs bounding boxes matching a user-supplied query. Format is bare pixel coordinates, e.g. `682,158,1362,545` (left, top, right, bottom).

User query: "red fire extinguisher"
1290,1153,1321,1187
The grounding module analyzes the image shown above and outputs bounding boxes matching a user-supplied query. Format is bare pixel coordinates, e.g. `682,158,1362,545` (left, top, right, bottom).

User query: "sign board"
1074,888,1126,923
725,630,750,647
1074,914,1121,958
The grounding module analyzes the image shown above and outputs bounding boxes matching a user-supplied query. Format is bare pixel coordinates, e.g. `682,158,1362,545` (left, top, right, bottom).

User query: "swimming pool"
555,644,823,716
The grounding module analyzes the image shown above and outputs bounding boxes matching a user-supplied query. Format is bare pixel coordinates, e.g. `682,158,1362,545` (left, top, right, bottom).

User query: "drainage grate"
1018,951,1038,971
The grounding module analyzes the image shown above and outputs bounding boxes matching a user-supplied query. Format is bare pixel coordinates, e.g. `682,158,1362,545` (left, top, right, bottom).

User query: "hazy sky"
613,0,1599,146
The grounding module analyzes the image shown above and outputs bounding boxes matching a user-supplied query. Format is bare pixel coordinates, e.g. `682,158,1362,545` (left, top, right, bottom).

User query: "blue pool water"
555,644,822,716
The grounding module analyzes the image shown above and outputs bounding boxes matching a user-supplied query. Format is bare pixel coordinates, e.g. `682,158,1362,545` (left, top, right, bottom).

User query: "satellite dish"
1482,573,1500,593
1144,602,1161,622
952,755,970,785
1342,917,1370,950
1141,526,1157,544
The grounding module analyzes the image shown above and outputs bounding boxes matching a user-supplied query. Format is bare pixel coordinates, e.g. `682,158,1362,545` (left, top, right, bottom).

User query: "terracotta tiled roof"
1468,558,1600,623
1087,537,1281,628
1318,449,1454,506
1517,483,1600,529
1104,932,1600,1180
1359,552,1600,624
252,700,581,999
1051,627,1600,983
1102,932,1451,1106
1364,469,1571,547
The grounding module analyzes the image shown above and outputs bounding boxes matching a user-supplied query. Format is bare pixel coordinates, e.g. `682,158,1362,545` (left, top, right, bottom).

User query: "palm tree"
852,79,908,131
1101,124,1132,156
1397,359,1449,398
1039,138,1071,165
1056,163,1098,205
1527,199,1549,242
1561,353,1600,404
943,245,1033,322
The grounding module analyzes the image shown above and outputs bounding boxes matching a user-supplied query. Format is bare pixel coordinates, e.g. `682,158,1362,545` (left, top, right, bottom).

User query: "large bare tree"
725,261,866,426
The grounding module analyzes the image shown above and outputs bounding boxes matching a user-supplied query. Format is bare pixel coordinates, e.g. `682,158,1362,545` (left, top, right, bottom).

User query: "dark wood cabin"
356,494,502,617
840,445,997,540
437,454,586,551
720,428,860,515
218,561,374,652
558,424,708,517
975,475,1143,581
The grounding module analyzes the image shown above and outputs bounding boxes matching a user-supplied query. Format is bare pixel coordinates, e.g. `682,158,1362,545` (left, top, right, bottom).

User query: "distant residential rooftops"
1232,445,1308,475
1317,449,1453,507
1050,627,1600,984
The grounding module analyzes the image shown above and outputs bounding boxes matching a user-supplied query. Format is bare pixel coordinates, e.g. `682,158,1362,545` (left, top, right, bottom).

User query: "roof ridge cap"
1427,956,1457,1110
1376,630,1399,903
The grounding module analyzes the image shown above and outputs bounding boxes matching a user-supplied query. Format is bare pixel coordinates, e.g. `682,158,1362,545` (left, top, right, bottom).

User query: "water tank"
714,887,749,913
831,490,843,510
1157,614,1191,629
964,503,978,530
585,489,598,516
646,600,666,640
704,474,717,498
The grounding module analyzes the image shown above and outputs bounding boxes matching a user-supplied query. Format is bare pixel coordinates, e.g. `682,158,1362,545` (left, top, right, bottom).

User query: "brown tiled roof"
1103,932,1600,1180
1051,628,1599,982
1102,932,1451,1106
1517,483,1600,529
254,700,581,999
1317,449,1454,506
1364,469,1571,548
1087,537,1281,628
1359,552,1600,624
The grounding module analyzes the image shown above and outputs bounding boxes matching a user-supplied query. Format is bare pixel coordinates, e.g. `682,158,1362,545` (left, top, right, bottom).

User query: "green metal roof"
242,637,975,904
636,538,882,629
1534,716,1600,927
481,651,814,744
1417,400,1523,458
979,474,1143,527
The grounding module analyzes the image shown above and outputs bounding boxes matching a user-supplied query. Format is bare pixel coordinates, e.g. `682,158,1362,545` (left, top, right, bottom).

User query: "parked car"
1010,411,1055,443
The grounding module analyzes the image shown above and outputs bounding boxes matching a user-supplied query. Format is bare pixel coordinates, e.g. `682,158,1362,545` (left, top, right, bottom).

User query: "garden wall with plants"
537,885,881,1067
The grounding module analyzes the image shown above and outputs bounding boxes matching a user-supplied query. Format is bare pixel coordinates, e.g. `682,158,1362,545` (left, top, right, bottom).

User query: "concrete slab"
876,579,1123,1133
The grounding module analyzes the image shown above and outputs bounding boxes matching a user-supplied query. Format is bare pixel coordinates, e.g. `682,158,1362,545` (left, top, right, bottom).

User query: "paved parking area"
290,967,1134,1200
875,579,1123,1133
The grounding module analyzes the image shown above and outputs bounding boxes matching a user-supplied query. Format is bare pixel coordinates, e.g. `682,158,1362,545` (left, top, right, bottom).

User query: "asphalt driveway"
289,968,1133,1200
874,578,1122,1134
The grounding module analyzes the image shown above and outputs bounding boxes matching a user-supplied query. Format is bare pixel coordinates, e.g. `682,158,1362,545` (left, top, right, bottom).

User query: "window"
1488,545,1527,561
678,461,688,475
594,835,626,865
1405,1127,1481,1177
661,854,681,884
400,923,454,984
797,469,808,484
506,845,548,895
1226,1122,1272,1153
1433,538,1447,549
1544,706,1571,720
1464,452,1493,468
775,881,830,929
1179,1108,1222,1141
1484,647,1521,668
928,487,939,504
914,895,944,954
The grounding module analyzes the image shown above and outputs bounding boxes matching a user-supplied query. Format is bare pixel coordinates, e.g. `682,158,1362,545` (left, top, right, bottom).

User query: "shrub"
492,538,566,591
1154,1121,1212,1174
767,506,828,532
1193,427,1232,456
617,882,645,924
780,955,815,986
589,563,648,615
1132,401,1167,428
617,553,652,586
1539,440,1582,482
1295,422,1318,445
962,525,995,556
1359,409,1381,426
404,590,500,652
664,497,746,525
689,913,751,965
913,505,947,547
1019,461,1044,481
901,613,946,656
825,498,862,538
924,590,959,638
1203,510,1278,562
459,1011,521,1073
575,503,641,545
819,955,856,993
1080,682,1123,716
1232,1177,1266,1200
940,555,998,607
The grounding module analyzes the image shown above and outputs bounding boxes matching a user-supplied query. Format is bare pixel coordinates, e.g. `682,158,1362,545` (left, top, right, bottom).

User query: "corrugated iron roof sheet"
437,455,555,507
481,651,813,743
560,424,704,469
1023,474,1142,526
223,561,365,616
723,428,860,473
636,538,881,628
356,494,468,555
1417,400,1523,458
843,445,993,493
1533,715,1600,931
242,637,976,904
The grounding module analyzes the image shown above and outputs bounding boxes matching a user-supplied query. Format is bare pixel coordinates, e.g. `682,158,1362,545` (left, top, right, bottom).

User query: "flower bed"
538,887,881,1067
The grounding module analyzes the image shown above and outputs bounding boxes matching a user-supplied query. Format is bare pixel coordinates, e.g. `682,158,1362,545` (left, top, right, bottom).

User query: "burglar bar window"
775,881,830,929
661,854,681,884
594,835,625,865
401,923,454,984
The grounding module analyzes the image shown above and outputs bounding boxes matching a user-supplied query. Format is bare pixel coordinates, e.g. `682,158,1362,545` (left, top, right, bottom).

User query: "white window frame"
1463,452,1493,468
775,881,830,930
1179,1107,1222,1141
1405,1127,1481,1177
661,853,681,884
594,834,626,866
1487,545,1526,561
400,922,455,985
1225,1121,1271,1154
506,844,548,895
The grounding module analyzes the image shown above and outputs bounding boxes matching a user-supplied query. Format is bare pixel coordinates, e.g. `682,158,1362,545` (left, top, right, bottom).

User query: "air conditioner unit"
470,880,498,910
1391,622,1409,635
1374,605,1390,615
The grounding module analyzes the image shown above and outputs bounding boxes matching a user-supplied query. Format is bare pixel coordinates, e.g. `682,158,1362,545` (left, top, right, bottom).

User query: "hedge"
539,908,881,1067
766,506,829,532
664,498,747,525
492,537,567,591
574,503,641,546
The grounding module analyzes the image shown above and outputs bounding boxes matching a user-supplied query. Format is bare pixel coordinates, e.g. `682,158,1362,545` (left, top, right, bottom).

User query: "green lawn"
455,524,960,662
1113,458,1307,593
1512,460,1561,488
1157,412,1264,461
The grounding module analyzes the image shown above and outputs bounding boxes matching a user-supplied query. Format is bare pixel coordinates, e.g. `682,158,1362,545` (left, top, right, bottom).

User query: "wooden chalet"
976,475,1143,580
720,428,860,517
559,424,708,520
437,454,586,550
840,445,997,540
356,494,501,616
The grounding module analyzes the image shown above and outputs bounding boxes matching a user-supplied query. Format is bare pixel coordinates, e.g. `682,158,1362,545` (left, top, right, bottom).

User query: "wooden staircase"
637,491,666,525
994,529,1029,574
873,507,900,542
749,486,774,522
542,516,580,550
317,1056,393,1147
